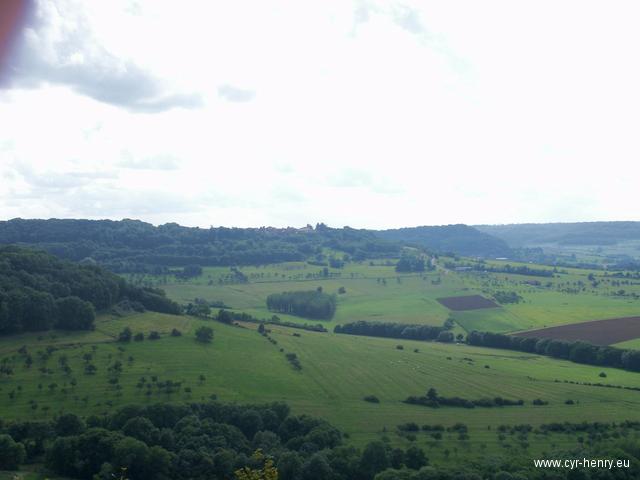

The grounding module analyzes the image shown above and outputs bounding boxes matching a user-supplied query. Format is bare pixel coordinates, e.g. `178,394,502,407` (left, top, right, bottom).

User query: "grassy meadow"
126,259,640,335
3,310,640,463
2,257,640,472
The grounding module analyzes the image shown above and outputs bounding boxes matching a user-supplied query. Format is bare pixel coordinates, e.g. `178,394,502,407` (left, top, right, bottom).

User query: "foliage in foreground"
2,402,640,479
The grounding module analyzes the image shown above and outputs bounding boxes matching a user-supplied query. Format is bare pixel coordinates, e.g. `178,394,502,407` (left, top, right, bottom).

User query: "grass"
3,259,640,465
132,260,640,340
3,312,640,462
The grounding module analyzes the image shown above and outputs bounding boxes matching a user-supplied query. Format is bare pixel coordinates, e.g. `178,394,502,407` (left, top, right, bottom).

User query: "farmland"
3,249,640,478
127,258,640,337
513,316,640,345
436,295,499,311
3,311,640,462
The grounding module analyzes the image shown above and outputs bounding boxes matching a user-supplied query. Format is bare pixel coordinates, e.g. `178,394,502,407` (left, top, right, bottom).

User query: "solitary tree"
195,326,214,343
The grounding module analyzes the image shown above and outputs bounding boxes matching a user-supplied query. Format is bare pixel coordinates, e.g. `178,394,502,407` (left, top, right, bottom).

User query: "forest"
375,224,512,257
0,246,180,335
0,219,402,272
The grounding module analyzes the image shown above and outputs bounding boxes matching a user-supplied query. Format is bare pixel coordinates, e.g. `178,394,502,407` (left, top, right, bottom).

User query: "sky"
0,0,639,229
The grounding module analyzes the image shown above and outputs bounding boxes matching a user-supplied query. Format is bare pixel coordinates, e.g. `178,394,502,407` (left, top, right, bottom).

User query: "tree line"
266,290,337,320
0,246,180,335
467,330,640,373
444,261,555,277
405,387,525,409
334,321,445,341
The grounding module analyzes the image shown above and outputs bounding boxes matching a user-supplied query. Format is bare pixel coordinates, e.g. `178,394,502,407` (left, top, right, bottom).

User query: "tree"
55,296,96,330
426,388,438,401
122,417,160,446
55,413,86,436
301,453,333,480
360,441,389,479
569,342,598,364
277,451,302,480
436,331,454,343
404,446,427,470
622,350,640,371
195,326,214,343
234,450,278,480
0,434,26,469
118,327,132,342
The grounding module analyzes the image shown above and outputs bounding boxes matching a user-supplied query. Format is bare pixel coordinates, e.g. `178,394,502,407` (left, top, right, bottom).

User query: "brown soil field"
436,295,499,311
512,316,640,345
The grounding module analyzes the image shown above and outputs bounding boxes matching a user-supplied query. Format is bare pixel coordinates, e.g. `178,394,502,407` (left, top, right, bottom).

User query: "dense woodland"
0,219,402,272
0,246,180,335
376,224,512,258
266,290,337,320
477,221,640,247
0,218,545,272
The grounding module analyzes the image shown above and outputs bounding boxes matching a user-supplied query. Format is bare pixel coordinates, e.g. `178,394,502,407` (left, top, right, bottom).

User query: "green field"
127,260,640,336
3,311,640,464
3,258,640,476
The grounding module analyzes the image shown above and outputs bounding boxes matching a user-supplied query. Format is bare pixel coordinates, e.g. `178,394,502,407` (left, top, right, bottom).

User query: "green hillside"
3,311,640,459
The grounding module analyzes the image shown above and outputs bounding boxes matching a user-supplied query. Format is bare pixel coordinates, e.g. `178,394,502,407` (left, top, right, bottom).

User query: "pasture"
3,312,640,462
128,259,640,340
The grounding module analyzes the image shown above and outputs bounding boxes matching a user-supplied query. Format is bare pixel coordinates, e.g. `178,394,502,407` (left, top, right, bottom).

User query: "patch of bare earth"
512,316,640,346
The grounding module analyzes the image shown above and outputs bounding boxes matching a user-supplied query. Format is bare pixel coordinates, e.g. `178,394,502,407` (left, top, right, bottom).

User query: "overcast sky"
0,0,639,229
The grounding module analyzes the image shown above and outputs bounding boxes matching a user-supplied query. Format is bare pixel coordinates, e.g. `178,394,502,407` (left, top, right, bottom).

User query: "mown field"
3,311,640,464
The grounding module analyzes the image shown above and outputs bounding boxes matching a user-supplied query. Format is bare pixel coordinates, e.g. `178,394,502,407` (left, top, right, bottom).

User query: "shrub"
363,395,380,403
148,331,161,340
170,328,182,337
133,332,144,342
396,345,404,350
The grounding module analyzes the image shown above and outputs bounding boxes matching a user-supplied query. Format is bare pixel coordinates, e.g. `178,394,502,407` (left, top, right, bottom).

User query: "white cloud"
1,0,639,228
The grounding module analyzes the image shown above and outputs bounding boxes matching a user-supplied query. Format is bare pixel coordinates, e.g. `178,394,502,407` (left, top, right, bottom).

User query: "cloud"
327,168,373,188
13,164,117,192
3,0,203,112
217,84,256,103
119,154,181,170
392,4,425,35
